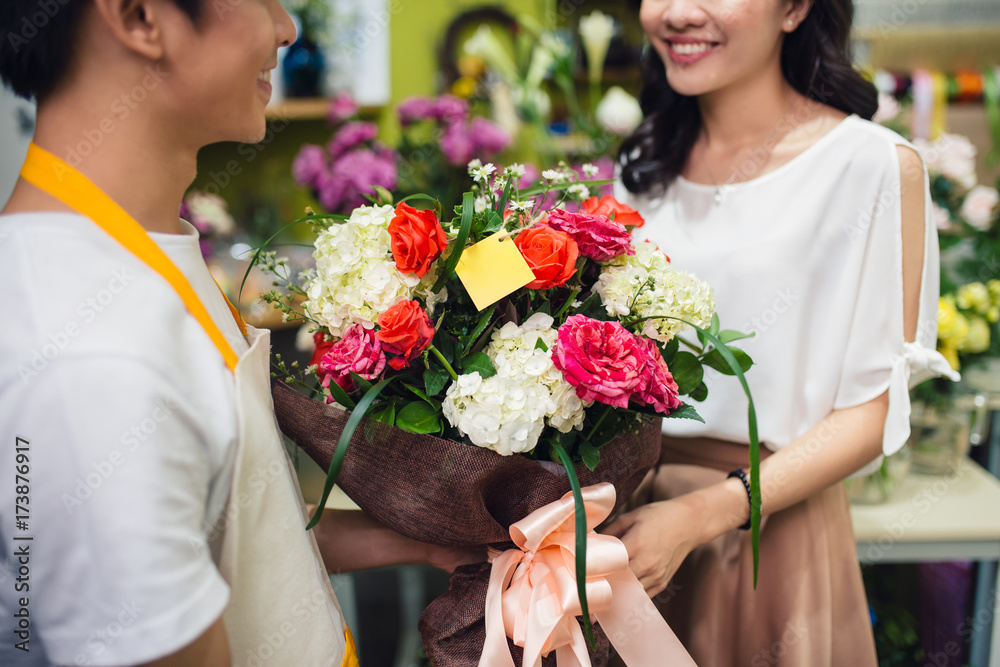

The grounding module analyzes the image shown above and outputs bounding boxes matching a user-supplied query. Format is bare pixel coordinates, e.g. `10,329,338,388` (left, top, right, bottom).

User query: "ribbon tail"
596,570,696,667
479,551,522,667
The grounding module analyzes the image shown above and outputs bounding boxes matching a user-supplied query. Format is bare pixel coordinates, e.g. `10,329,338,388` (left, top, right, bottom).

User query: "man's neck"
4,91,198,235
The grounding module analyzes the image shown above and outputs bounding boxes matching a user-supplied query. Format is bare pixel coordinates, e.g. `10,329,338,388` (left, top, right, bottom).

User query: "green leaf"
483,209,505,236
395,400,441,434
432,191,475,293
349,372,374,393
397,193,439,207
579,441,600,471
519,178,614,198
461,352,497,378
424,366,450,397
690,381,708,402
370,403,395,425
719,329,755,344
496,177,514,216
460,304,497,355
665,404,704,422
432,331,456,364
324,379,356,410
696,313,721,348
702,347,753,376
534,337,549,352
659,337,680,365
549,439,596,650
669,351,704,396
403,383,436,405
371,185,394,206
308,377,397,530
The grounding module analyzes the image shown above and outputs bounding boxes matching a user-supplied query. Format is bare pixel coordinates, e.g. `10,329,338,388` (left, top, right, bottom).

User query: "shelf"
265,98,333,121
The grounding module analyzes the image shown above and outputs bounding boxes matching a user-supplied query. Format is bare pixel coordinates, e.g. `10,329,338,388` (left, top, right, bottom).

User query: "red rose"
514,226,580,290
376,300,436,370
310,331,336,371
389,202,448,278
581,195,644,228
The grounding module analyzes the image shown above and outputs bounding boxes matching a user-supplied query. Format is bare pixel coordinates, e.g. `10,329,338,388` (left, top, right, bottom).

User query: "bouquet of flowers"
257,163,760,665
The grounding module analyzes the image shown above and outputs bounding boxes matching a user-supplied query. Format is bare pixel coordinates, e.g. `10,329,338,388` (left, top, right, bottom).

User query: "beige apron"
20,143,358,666
214,324,356,667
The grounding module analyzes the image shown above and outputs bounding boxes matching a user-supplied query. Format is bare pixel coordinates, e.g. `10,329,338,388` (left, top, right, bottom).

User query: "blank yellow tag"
456,233,536,311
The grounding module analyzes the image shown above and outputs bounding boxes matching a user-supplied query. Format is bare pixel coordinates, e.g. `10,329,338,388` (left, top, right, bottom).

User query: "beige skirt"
614,437,878,667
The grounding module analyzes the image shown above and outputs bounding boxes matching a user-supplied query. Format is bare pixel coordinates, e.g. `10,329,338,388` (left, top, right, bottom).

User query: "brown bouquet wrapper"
271,380,662,665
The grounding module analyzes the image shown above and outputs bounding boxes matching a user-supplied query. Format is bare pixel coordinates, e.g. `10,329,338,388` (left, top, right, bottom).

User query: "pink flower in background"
440,122,475,166
327,93,359,124
318,324,387,393
327,121,379,158
633,337,682,414
397,96,436,126
430,95,470,124
518,163,541,190
316,168,348,212
552,315,646,408
327,148,398,212
547,209,634,262
470,117,511,155
292,144,328,188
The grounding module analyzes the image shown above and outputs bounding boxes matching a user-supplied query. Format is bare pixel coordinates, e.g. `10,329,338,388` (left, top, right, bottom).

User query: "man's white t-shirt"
0,212,248,666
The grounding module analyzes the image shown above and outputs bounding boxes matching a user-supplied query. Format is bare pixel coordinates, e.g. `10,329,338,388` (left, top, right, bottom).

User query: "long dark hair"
618,0,878,196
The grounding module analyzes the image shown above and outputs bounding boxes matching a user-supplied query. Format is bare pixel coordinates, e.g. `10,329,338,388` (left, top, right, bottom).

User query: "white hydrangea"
442,313,587,455
303,204,444,337
595,240,715,343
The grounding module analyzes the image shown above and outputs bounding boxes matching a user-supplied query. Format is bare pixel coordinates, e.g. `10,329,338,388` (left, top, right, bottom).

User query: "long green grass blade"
550,440,596,649
432,191,475,293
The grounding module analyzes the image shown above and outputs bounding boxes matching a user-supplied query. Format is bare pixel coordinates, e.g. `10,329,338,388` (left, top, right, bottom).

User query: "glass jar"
846,447,912,504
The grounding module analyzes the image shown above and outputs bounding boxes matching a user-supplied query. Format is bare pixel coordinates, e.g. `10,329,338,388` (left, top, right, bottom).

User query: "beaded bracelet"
727,468,752,531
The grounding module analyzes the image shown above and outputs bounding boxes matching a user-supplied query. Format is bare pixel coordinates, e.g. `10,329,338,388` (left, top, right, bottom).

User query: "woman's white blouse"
616,114,959,457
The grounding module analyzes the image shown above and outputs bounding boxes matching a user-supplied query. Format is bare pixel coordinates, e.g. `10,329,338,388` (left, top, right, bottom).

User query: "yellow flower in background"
965,316,992,353
938,296,969,350
988,307,1000,324
989,279,1000,305
956,282,991,315
939,345,961,371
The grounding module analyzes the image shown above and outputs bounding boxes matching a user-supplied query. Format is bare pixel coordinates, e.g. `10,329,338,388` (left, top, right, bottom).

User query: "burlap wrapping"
271,380,661,666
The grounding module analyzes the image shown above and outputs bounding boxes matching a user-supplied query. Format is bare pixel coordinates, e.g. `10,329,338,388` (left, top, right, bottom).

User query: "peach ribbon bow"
479,483,696,667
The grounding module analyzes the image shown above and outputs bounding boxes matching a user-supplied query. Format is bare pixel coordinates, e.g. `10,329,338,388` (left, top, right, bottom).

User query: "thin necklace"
700,98,801,205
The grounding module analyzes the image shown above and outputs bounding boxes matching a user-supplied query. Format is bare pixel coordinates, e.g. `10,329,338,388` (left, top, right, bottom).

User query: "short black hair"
0,0,201,102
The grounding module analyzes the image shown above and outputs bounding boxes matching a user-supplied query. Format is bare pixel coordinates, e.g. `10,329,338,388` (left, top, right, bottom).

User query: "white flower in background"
538,31,571,61
471,163,497,183
443,313,587,455
183,191,236,236
473,196,489,213
596,86,643,136
582,163,599,177
464,24,520,83
913,133,978,191
872,93,901,124
505,163,526,179
579,10,615,85
511,86,552,121
542,169,566,182
567,183,590,200
467,158,483,174
933,202,952,231
960,185,999,231
302,204,444,337
596,240,715,343
525,44,555,90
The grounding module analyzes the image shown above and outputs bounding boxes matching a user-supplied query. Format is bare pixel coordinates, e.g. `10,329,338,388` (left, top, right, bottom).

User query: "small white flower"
509,200,532,212
582,163,599,177
567,183,590,200
472,163,497,183
542,169,565,182
467,158,483,174
474,196,489,213
505,163,526,179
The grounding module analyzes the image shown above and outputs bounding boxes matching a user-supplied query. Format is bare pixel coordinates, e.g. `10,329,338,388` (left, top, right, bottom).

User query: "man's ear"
90,0,167,61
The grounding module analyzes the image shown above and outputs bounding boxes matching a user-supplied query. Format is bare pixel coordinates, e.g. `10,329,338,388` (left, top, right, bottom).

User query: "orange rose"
514,225,579,290
375,300,435,370
389,202,448,278
580,195,644,228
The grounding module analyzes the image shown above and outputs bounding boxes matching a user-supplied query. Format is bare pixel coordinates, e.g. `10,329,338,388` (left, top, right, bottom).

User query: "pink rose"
960,185,999,232
547,209,635,262
552,315,645,408
318,324,387,393
633,337,682,415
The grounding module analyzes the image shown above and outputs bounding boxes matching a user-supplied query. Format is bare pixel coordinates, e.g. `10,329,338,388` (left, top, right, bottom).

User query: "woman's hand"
602,499,702,598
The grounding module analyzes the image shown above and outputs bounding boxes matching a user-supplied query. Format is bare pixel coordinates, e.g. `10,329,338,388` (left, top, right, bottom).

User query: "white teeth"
258,70,271,83
670,42,713,55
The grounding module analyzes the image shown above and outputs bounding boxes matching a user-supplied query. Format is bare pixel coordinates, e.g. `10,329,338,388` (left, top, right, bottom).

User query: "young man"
0,1,475,665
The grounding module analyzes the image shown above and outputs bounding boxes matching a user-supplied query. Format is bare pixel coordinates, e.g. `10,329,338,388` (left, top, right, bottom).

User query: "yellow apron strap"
212,276,247,337
19,142,241,373
341,627,359,667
